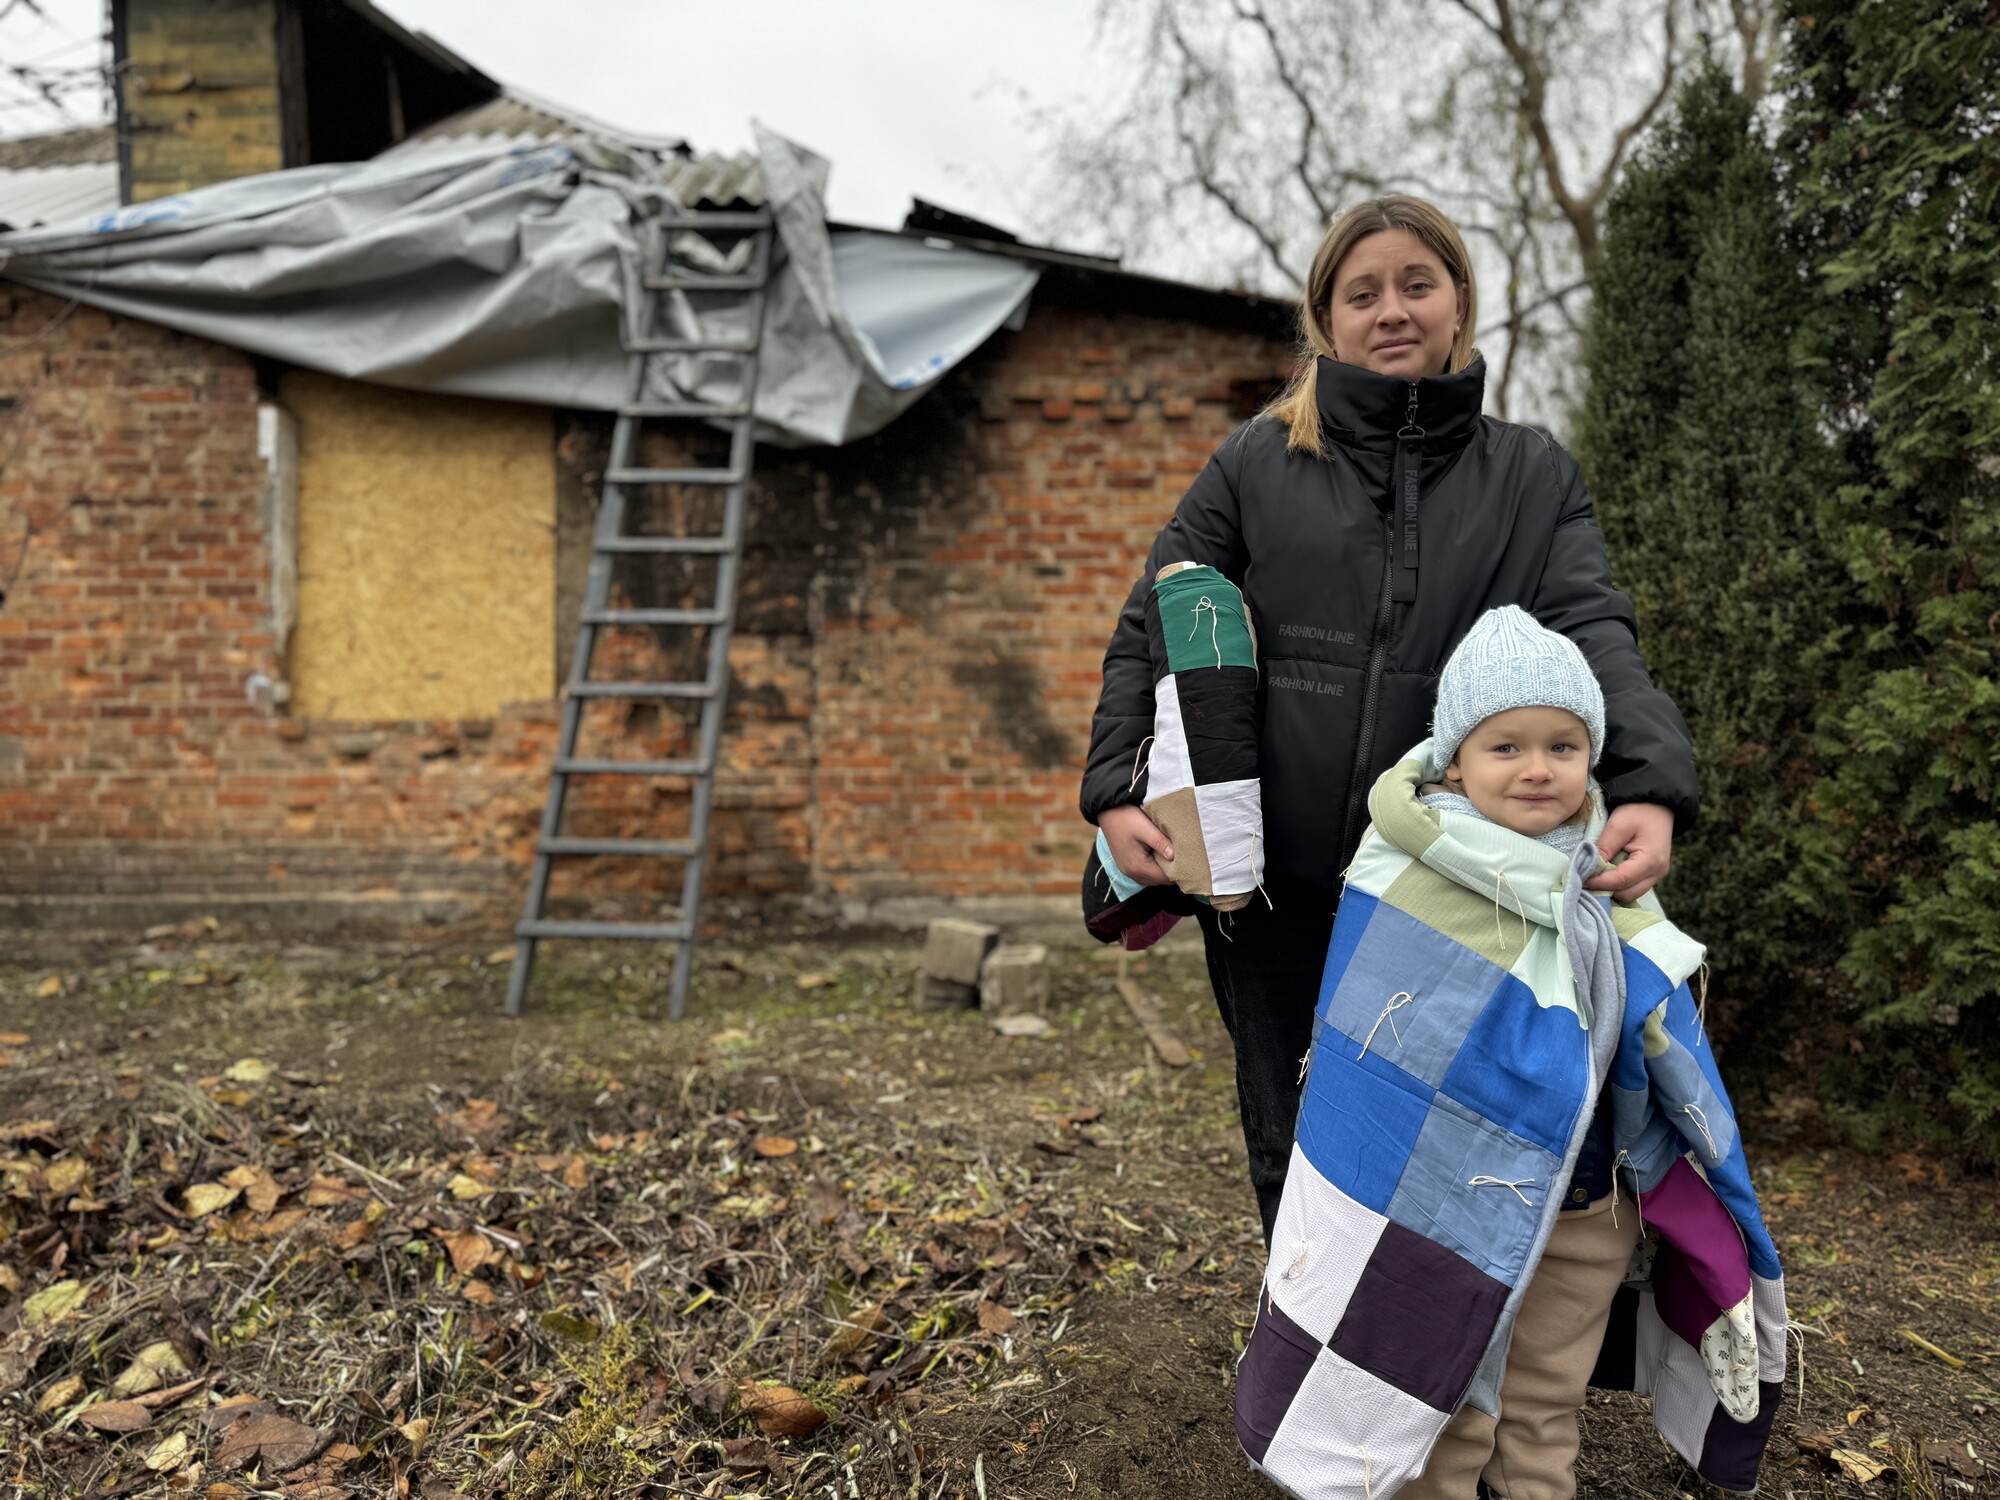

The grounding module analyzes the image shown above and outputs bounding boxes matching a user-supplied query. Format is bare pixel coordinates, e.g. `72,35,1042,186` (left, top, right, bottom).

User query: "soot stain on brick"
953,653,1072,770
749,375,985,631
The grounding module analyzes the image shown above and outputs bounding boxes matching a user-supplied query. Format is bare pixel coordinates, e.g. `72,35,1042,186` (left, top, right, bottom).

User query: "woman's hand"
1099,805,1176,887
1586,801,1675,902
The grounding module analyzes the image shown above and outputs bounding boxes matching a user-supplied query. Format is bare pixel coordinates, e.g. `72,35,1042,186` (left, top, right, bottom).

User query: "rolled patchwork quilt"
1140,561,1265,911
1236,745,1784,1497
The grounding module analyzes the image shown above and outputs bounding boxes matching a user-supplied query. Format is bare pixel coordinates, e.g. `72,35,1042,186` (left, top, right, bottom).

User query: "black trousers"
1195,872,1338,1245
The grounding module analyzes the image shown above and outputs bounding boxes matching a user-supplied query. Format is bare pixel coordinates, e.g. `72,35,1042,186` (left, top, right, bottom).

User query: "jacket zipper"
1337,381,1423,865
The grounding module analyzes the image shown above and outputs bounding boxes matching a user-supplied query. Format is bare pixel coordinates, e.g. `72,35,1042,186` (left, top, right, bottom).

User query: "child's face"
1444,706,1591,838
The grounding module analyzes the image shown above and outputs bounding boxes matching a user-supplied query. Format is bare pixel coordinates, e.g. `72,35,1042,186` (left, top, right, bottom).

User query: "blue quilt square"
1316,888,1378,1017
1385,1095,1560,1286
1295,1038,1432,1216
1319,899,1510,1089
1440,974,1590,1155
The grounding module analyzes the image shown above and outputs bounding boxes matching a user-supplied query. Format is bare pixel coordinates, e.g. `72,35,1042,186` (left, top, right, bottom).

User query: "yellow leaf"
562,1155,590,1191
0,1264,20,1293
0,1028,31,1043
224,1058,272,1084
183,1182,241,1218
22,1278,86,1328
399,1416,433,1455
35,1374,86,1413
41,1158,90,1197
448,1173,491,1201
753,1137,799,1158
1833,1449,1891,1484
144,1431,191,1473
111,1341,191,1398
34,976,60,998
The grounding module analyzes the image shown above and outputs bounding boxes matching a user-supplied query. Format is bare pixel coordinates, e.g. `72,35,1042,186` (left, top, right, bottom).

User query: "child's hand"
1586,802,1674,900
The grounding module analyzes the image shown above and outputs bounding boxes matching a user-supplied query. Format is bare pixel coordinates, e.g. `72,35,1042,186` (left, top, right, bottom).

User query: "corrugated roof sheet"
0,159,118,232
386,90,765,206
0,124,116,171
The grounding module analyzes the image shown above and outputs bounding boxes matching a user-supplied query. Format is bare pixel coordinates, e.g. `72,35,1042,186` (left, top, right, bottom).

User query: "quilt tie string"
1297,1050,1311,1085
1248,830,1273,910
1357,991,1414,1059
1468,1175,1537,1206
1693,961,1712,1048
1361,1448,1375,1500
1610,1149,1645,1235
1280,1241,1309,1280
1126,734,1156,793
1681,1102,1720,1160
1188,595,1222,668
1608,1152,1640,1232
1493,869,1529,948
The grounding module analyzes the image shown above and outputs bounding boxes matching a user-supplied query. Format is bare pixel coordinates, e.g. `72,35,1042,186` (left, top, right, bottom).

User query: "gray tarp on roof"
0,127,1037,447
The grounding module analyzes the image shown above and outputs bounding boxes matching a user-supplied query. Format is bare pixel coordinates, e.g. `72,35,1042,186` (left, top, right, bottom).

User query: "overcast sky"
0,0,1115,236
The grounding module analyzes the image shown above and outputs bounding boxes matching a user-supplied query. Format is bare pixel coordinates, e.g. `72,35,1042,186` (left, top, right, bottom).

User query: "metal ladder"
505,206,774,1018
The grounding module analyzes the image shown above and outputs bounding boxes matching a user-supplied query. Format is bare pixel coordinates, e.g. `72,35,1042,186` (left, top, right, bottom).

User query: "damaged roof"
0,125,119,231
384,91,765,208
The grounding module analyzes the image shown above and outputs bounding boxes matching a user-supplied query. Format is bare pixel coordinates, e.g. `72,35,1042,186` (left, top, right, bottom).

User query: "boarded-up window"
285,373,554,719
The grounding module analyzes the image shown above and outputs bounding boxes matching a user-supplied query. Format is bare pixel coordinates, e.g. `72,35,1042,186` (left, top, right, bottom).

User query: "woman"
1081,196,1695,1243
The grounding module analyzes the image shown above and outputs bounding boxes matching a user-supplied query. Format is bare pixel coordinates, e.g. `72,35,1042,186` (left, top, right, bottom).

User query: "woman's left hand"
1586,802,1675,901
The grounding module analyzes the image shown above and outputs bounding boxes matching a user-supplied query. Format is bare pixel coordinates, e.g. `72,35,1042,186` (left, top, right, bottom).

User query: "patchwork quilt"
1139,561,1265,910
1235,745,1785,1496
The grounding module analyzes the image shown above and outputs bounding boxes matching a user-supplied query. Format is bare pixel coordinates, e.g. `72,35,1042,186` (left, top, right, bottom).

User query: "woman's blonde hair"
1262,195,1480,454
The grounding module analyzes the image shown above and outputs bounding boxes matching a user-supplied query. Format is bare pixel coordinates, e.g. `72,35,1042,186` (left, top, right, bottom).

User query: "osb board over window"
284,373,555,720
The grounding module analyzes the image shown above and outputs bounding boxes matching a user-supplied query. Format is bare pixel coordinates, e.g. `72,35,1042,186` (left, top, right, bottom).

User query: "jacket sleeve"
1079,437,1251,823
1531,445,1699,829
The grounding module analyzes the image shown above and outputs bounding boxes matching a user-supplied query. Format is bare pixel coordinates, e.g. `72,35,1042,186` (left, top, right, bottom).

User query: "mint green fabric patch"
1154,565,1256,673
1381,862,1534,973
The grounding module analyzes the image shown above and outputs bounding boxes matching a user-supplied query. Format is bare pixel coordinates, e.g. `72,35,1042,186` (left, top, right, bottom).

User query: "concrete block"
980,943,1050,1017
914,974,979,1011
921,918,1000,987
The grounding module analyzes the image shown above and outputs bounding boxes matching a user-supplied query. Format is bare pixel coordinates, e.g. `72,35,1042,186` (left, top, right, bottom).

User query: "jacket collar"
1315,353,1486,450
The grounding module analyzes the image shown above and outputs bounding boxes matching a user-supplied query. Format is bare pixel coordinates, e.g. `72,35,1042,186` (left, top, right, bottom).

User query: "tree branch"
1586,0,1682,211
1232,0,1334,223
1487,0,1599,270
1161,11,1299,286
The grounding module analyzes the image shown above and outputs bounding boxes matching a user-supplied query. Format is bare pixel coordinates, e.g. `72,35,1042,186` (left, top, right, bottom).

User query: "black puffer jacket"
1081,355,1696,892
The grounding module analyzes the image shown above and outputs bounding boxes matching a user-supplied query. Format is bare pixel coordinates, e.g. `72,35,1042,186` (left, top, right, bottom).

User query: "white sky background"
0,0,1117,236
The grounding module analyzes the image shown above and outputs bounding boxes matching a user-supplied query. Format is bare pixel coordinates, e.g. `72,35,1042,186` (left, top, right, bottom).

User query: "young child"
1235,607,1784,1500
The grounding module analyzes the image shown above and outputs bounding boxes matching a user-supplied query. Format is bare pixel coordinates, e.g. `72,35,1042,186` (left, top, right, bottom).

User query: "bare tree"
1033,0,1776,423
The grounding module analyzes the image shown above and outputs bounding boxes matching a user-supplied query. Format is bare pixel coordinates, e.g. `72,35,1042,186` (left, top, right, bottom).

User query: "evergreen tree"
1576,67,1846,1043
1778,0,2000,1157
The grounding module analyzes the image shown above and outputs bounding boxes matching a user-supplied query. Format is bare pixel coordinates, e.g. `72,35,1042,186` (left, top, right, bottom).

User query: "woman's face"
1320,228,1466,381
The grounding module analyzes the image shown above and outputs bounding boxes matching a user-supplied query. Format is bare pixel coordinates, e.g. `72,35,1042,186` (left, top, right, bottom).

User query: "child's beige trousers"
1400,1193,1640,1500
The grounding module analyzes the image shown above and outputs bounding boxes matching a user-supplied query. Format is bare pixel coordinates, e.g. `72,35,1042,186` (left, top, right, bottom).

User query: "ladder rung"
567,680,718,699
517,918,692,941
657,211,772,230
607,466,744,486
619,400,750,420
554,756,710,776
644,272,765,291
595,536,734,555
628,335,759,355
538,836,700,858
583,607,728,626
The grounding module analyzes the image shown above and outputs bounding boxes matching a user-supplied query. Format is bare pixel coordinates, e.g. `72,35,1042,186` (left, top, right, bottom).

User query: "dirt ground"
0,918,1994,1499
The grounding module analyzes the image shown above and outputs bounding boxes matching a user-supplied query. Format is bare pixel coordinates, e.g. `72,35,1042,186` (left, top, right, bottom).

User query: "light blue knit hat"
1427,606,1605,778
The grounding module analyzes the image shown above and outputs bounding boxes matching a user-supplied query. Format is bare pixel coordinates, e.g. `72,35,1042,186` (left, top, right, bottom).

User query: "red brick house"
0,2,1294,931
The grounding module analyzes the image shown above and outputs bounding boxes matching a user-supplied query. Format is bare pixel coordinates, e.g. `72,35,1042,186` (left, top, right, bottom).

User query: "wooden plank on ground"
1115,956,1192,1068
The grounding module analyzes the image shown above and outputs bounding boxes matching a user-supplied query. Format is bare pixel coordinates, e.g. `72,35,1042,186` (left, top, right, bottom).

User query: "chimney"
112,0,294,203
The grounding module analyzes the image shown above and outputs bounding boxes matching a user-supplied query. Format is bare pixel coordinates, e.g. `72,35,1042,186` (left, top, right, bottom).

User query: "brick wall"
0,281,1290,923
120,0,286,202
